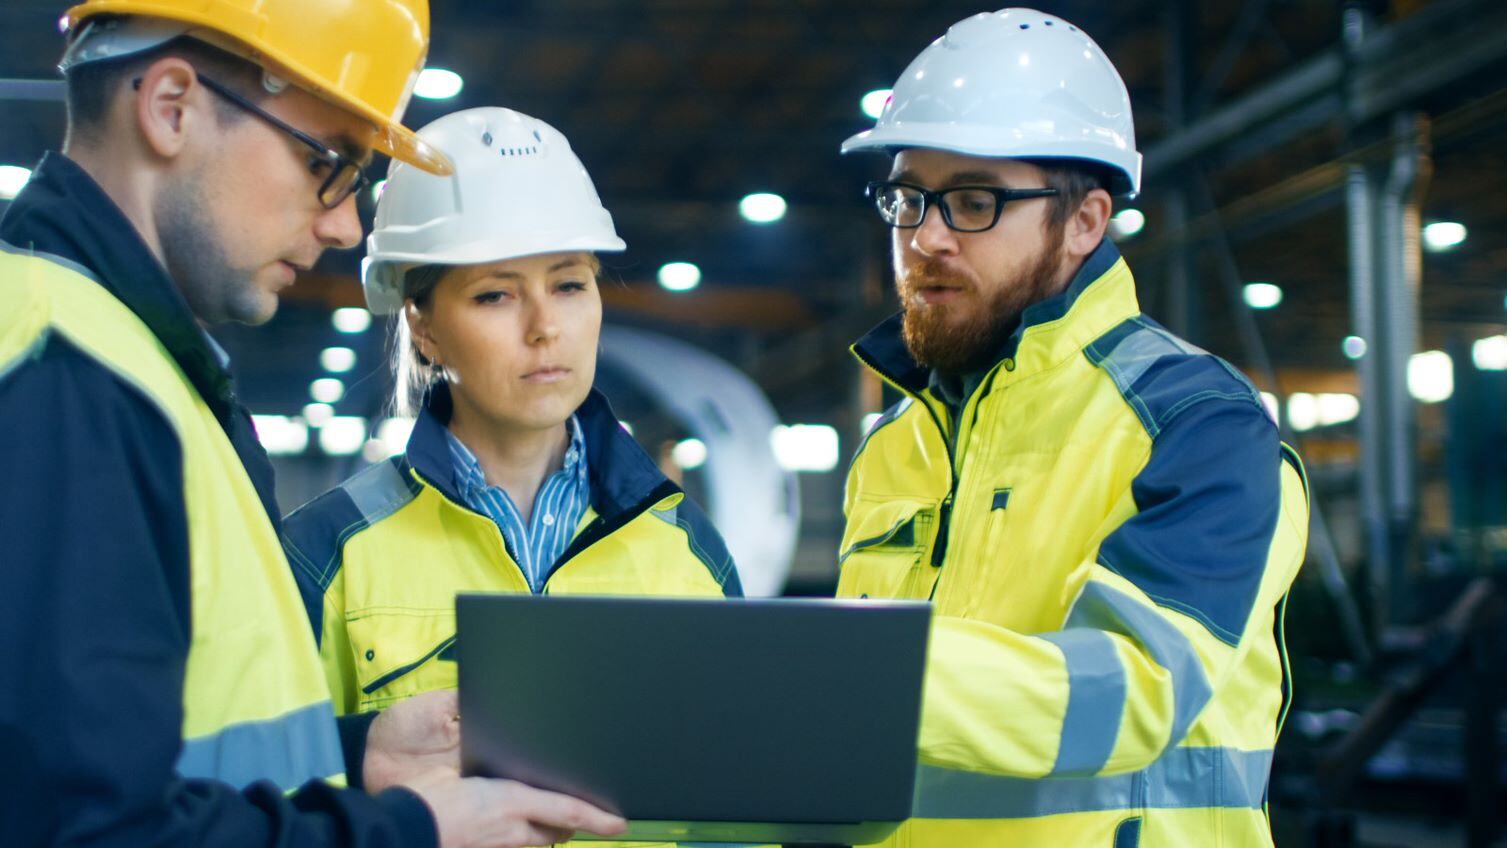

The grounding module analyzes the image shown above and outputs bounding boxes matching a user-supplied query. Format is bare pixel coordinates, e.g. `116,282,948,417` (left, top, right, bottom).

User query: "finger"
504,782,627,835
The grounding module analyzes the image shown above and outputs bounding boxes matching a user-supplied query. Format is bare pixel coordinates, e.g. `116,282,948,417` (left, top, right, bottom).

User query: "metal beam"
1143,0,1507,177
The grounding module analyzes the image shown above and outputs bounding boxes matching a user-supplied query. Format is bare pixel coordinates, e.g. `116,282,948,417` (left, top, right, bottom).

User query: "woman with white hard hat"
281,112,743,843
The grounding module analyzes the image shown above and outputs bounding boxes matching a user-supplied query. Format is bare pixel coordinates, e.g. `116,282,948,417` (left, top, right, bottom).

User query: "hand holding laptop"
367,689,628,846
401,769,628,848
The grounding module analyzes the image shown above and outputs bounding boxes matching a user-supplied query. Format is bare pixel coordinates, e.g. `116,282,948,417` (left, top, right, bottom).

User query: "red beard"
898,224,1066,375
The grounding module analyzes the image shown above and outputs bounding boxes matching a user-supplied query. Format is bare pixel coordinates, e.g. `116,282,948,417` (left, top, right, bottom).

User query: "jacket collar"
405,382,679,521
851,238,1139,394
0,152,236,417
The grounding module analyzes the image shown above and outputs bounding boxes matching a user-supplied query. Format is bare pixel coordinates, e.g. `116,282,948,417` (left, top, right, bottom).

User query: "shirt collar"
443,414,586,500
406,382,674,521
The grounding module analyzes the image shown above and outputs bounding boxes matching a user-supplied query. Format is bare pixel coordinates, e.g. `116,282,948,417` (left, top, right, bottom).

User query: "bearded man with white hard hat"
836,9,1309,846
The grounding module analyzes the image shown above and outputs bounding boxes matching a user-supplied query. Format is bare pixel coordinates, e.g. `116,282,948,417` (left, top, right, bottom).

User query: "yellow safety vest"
839,242,1308,847
0,247,344,792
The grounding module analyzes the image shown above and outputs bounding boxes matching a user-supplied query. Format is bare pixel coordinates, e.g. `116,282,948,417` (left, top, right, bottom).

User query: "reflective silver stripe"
1041,628,1126,776
913,746,1272,819
1067,581,1213,747
341,458,414,524
176,700,344,791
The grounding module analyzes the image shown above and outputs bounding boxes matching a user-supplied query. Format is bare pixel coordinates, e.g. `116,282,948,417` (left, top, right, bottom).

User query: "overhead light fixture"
1342,336,1367,360
1258,392,1279,424
320,346,357,373
371,179,388,203
318,416,368,456
739,192,787,224
1289,392,1360,430
672,438,708,470
657,261,701,292
414,68,464,100
362,417,414,464
861,412,884,433
770,424,840,472
1243,282,1283,310
1473,335,1507,371
0,165,32,201
251,415,309,455
1408,350,1454,403
1422,221,1466,253
860,88,892,120
310,377,345,404
302,402,335,427
1107,208,1145,240
332,308,372,334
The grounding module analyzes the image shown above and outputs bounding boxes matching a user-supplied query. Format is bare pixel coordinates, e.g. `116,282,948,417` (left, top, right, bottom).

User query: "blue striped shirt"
444,417,590,593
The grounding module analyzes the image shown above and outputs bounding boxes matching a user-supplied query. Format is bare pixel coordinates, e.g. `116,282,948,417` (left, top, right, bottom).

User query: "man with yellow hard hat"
0,2,624,846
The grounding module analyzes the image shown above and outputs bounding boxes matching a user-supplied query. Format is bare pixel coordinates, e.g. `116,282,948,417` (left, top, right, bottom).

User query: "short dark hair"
1031,159,1111,230
64,27,267,140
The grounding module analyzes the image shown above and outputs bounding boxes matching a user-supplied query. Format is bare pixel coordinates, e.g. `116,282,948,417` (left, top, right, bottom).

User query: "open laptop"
457,594,931,845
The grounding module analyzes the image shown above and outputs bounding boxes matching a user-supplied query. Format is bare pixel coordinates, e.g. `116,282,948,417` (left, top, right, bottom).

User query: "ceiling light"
739,192,787,224
332,308,371,334
770,424,839,472
1408,350,1454,403
310,377,345,404
860,89,892,120
318,416,368,456
1107,208,1145,240
672,438,708,470
251,415,309,455
0,165,32,201
302,402,335,427
1243,282,1283,310
414,68,463,100
1422,221,1466,253
1473,335,1507,371
1342,336,1367,360
657,261,701,292
320,346,357,373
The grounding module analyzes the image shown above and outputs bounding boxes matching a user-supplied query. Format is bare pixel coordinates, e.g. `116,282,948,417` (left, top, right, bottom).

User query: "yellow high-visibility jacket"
839,240,1309,847
281,384,744,848
0,246,345,791
282,385,741,714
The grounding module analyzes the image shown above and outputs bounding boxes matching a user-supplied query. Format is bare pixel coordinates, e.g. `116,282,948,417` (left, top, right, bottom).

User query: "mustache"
897,257,977,297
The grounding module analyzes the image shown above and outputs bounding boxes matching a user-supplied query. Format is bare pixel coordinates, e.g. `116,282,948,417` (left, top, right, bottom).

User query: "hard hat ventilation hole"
1044,20,1053,25
1069,25,1077,31
482,132,493,147
1019,23,1030,29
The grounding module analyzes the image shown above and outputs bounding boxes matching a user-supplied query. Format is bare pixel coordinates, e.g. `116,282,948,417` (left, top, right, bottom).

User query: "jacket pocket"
837,498,936,599
1114,816,1142,848
345,608,457,711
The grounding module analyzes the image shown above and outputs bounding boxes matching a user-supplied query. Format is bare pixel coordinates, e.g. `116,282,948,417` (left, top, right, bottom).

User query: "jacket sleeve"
914,398,1309,782
0,338,436,848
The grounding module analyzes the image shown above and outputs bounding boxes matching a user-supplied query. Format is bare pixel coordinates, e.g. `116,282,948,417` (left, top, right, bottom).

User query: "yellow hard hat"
62,0,454,175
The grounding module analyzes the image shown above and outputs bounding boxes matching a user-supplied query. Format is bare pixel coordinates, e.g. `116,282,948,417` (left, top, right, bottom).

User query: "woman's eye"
558,280,588,293
473,290,509,304
308,155,334,177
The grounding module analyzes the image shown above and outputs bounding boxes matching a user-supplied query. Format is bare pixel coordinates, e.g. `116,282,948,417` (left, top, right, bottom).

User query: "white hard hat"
362,107,625,315
842,8,1141,199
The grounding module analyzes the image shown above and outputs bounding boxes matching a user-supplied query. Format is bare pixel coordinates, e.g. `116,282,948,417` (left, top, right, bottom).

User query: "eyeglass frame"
132,71,371,209
865,180,1060,233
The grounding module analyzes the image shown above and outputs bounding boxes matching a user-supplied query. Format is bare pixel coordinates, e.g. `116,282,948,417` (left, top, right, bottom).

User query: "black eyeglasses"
136,72,371,209
866,180,1059,233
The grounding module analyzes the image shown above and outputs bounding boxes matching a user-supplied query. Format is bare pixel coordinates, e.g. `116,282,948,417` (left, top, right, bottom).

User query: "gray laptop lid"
457,594,930,824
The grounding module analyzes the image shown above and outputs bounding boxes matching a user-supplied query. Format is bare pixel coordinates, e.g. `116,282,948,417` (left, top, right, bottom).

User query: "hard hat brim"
66,1,455,176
